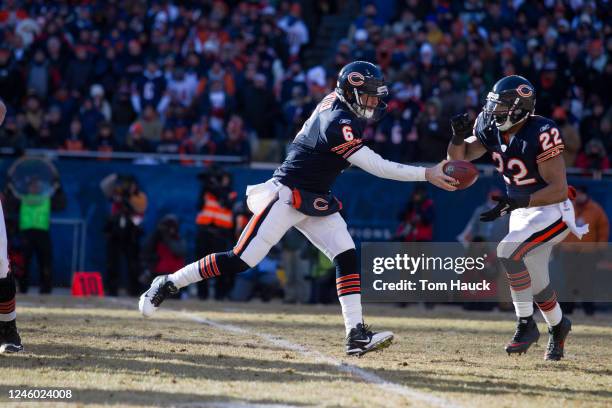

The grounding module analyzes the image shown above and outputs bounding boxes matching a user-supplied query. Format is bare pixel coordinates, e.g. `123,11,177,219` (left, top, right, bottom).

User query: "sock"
0,273,16,322
334,249,363,335
499,258,534,317
339,294,362,335
535,285,562,327
169,250,249,289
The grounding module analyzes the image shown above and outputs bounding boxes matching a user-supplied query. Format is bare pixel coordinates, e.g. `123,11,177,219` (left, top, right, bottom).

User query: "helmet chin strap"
336,88,370,119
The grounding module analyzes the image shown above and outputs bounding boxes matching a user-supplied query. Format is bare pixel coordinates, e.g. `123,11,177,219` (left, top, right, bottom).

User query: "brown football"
443,160,479,190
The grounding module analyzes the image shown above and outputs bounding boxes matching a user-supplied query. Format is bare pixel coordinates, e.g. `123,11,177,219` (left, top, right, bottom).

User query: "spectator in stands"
63,117,86,151
180,118,218,157
27,49,49,99
79,97,105,146
277,3,309,58
217,115,251,160
395,185,434,242
90,84,111,122
93,121,117,154
0,45,25,108
156,128,180,155
138,105,163,145
374,100,417,163
22,94,44,142
131,60,166,114
65,45,93,92
167,67,198,108
238,73,276,140
0,114,26,151
100,173,147,297
416,98,449,163
575,139,610,173
125,122,152,153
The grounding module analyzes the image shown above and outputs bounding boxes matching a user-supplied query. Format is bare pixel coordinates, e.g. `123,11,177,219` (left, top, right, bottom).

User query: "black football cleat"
545,316,571,361
139,275,178,317
346,323,393,356
505,316,540,355
0,319,24,353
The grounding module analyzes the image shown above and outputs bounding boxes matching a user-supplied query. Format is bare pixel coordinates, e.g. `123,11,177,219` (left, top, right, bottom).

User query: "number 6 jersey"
273,92,366,194
474,112,565,200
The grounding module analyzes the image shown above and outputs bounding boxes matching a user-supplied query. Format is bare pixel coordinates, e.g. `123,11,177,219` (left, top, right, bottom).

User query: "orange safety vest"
196,192,233,229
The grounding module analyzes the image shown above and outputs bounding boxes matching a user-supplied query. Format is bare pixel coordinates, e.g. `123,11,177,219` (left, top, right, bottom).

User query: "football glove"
479,195,530,222
450,113,472,145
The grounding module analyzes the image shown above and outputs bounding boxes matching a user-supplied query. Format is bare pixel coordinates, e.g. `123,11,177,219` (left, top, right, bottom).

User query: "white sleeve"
346,145,427,182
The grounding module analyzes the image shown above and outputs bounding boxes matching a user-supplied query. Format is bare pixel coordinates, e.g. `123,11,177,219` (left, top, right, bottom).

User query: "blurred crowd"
343,0,610,173
0,1,608,172
0,0,321,160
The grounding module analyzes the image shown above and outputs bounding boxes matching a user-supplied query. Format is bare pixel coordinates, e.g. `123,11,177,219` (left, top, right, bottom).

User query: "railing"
0,147,246,164
1,147,610,179
50,218,86,273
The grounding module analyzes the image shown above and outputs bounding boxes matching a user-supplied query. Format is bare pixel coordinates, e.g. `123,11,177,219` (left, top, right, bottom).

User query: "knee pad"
333,249,360,297
215,251,250,275
0,272,16,303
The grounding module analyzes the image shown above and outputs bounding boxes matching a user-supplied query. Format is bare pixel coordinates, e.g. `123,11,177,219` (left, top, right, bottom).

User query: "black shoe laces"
512,322,529,342
151,281,176,306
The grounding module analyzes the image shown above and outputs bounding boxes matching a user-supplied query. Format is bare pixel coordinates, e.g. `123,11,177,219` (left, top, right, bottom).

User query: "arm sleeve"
347,145,427,182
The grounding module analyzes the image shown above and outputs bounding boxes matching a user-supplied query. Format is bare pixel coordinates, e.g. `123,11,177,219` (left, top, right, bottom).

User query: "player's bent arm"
447,136,487,162
347,146,457,191
529,155,568,207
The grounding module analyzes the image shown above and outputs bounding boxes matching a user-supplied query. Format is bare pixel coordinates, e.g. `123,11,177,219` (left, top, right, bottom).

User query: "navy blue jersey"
474,113,565,200
273,93,366,194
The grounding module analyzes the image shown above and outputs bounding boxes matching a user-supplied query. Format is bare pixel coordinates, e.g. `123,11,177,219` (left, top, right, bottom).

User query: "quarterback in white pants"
139,61,457,356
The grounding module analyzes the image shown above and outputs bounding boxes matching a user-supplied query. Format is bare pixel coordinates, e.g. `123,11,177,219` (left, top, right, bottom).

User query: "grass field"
1,295,611,408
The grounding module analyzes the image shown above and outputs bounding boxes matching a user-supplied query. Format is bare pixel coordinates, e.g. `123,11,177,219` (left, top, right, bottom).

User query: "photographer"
194,167,237,300
141,215,186,292
100,174,148,296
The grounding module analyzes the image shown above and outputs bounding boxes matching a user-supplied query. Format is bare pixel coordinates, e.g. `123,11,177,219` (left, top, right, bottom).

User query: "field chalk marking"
105,297,462,408
184,312,462,408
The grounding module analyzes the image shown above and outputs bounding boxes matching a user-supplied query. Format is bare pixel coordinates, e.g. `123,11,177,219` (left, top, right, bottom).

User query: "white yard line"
183,312,462,408
105,298,462,408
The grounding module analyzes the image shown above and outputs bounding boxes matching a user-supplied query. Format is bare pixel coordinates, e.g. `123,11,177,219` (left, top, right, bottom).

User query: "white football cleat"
139,275,178,318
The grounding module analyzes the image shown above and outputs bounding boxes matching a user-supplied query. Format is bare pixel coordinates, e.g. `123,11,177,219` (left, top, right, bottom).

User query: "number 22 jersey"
474,113,565,200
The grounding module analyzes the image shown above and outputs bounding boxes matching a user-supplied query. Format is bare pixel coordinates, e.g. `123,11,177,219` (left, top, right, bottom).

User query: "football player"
139,61,457,356
0,99,23,353
447,75,588,361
